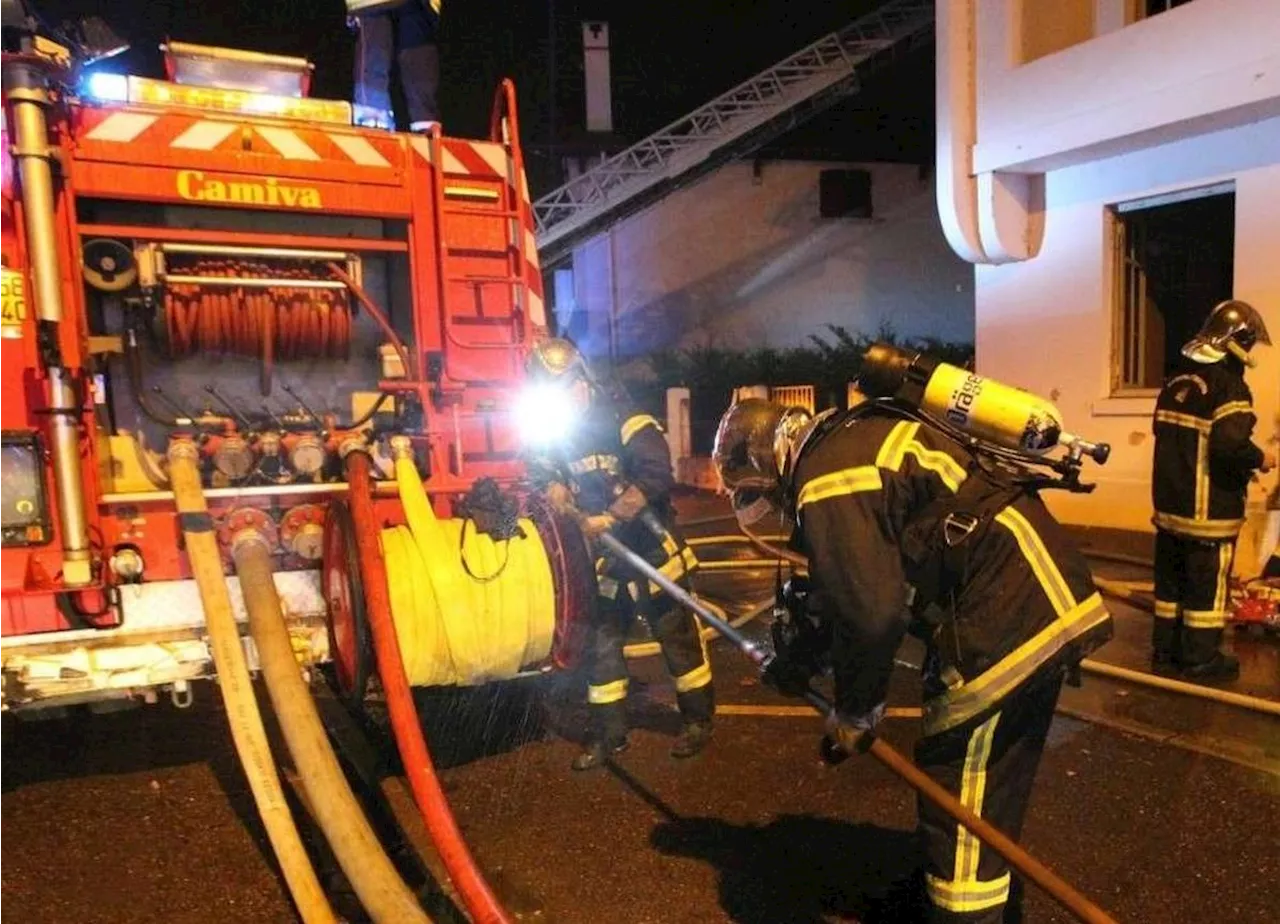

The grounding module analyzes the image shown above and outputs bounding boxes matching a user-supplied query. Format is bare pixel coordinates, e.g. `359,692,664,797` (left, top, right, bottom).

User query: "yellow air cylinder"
860,342,1066,454
919,363,1064,454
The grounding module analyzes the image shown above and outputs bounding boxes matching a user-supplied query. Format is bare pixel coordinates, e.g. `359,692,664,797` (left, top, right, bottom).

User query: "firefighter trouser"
915,669,1063,924
353,3,440,127
584,578,714,743
1153,529,1235,667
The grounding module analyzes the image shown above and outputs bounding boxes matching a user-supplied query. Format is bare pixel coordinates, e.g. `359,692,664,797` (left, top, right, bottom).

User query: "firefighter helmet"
1182,299,1272,365
712,398,820,533
713,399,791,492
526,337,589,383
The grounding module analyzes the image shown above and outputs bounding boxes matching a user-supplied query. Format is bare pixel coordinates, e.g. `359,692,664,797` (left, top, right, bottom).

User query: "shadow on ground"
651,813,926,924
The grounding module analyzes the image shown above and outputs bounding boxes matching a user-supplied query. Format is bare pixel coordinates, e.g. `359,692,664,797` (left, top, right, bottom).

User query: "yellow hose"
232,533,432,924
166,444,336,924
383,457,558,686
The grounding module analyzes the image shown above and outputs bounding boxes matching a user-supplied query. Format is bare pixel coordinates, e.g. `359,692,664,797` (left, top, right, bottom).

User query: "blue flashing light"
83,72,129,103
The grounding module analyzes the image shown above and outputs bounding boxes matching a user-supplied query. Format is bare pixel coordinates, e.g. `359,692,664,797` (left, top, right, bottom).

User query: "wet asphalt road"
4,495,1279,924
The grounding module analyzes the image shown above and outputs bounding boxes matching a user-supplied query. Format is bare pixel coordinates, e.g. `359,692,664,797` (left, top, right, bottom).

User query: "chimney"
582,21,612,134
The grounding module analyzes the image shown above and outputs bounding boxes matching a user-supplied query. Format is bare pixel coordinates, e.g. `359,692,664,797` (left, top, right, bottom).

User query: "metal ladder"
533,0,934,265
432,82,531,386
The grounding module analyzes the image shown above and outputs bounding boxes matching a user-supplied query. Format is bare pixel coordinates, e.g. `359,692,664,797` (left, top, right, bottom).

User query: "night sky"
33,0,934,195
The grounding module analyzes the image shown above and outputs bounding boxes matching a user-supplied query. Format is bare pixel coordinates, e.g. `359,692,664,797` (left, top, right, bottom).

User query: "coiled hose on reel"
381,457,559,686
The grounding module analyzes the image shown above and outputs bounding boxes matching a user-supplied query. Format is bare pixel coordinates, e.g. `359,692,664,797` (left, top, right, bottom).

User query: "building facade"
936,0,1280,571
556,159,973,360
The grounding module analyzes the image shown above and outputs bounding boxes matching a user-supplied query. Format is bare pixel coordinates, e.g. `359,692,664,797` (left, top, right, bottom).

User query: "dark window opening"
1111,187,1235,391
1145,0,1199,18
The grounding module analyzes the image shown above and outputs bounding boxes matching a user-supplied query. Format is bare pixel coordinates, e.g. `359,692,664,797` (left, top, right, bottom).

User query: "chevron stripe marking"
410,136,434,165
84,112,158,143
255,126,320,161
328,133,391,167
170,120,238,150
471,141,508,177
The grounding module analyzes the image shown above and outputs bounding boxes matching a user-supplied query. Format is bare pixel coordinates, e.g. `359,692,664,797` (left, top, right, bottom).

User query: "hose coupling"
166,437,201,464
388,434,414,462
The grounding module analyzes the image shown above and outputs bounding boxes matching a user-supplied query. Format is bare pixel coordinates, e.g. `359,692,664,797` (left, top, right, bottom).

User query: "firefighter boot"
670,721,712,759
573,702,629,772
1180,651,1240,684
1180,627,1240,683
1151,614,1180,676
571,736,629,771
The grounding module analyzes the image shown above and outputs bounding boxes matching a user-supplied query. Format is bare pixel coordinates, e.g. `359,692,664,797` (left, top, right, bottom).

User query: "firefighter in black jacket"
523,339,714,771
713,393,1112,924
1151,299,1274,681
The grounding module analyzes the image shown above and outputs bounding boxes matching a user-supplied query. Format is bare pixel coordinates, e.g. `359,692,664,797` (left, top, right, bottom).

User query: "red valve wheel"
323,500,374,707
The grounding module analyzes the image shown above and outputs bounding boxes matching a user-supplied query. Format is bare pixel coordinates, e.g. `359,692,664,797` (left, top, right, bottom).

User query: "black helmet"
713,399,793,494
713,398,827,534
1182,300,1272,365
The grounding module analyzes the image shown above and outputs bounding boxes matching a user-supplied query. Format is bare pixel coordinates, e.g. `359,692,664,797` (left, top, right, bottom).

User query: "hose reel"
322,482,597,703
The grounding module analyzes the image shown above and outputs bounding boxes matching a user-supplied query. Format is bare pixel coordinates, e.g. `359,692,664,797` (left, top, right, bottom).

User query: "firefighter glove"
819,704,885,766
761,652,814,697
608,483,650,522
580,514,617,540
544,481,577,516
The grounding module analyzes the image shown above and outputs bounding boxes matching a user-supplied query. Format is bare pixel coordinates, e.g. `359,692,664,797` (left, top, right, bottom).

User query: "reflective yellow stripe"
876,421,918,470
925,713,1010,914
674,660,712,693
588,678,628,704
1195,430,1209,520
1213,401,1252,421
1154,410,1210,433
1153,599,1178,620
648,547,699,596
923,593,1110,735
994,506,1077,616
1214,541,1233,613
926,872,1012,913
795,465,883,509
904,439,967,493
659,530,680,558
1152,512,1245,539
1183,609,1226,629
620,414,661,445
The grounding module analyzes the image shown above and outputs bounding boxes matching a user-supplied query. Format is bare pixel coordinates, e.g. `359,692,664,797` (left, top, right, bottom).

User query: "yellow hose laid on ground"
384,457,557,687
166,444,337,924
232,532,432,924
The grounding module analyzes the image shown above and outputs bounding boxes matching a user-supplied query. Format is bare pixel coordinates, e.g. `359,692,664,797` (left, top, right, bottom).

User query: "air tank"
858,343,1108,463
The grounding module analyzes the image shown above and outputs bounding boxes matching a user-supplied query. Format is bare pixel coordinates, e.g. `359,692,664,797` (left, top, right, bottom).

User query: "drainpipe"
4,59,91,584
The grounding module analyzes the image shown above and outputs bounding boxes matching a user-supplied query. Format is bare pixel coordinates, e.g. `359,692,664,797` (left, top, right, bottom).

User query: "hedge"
618,323,974,455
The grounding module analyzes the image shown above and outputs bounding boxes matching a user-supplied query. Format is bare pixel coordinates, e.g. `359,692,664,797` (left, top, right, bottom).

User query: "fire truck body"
1,40,553,709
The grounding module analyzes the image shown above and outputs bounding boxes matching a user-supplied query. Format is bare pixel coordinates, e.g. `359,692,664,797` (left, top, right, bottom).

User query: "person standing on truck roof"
523,338,715,771
1151,299,1274,682
347,0,440,131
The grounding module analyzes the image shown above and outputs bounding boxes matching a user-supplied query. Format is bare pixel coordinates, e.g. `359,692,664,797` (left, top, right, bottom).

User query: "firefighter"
347,0,441,131
523,339,714,771
1151,299,1274,681
712,392,1113,924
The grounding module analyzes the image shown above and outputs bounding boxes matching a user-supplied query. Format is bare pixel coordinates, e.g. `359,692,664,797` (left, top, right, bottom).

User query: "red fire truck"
1,25,591,712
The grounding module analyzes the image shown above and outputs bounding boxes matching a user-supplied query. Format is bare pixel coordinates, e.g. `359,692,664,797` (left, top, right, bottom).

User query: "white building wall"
561,161,973,359
938,0,1280,568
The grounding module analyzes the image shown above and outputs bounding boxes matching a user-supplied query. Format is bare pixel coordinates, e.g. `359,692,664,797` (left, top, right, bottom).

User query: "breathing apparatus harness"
764,393,1106,696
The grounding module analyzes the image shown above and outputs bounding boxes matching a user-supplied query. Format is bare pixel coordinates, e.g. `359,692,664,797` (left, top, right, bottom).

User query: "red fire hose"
342,450,514,924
